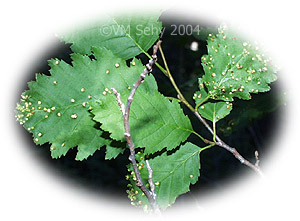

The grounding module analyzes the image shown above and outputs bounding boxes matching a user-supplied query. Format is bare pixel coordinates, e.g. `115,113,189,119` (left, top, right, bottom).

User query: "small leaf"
92,90,193,154
197,102,232,122
60,13,162,60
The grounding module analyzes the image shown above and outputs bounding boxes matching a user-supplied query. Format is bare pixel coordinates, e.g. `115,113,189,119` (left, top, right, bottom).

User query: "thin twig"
112,40,162,213
146,160,156,200
111,88,125,115
194,110,264,177
159,45,195,112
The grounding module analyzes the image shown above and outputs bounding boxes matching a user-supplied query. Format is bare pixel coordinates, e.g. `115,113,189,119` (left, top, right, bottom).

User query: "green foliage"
105,145,126,160
92,89,193,154
145,142,202,209
60,13,162,60
200,24,277,102
193,24,278,124
127,142,203,210
193,78,209,106
15,47,156,160
126,151,150,210
16,13,280,212
197,102,232,122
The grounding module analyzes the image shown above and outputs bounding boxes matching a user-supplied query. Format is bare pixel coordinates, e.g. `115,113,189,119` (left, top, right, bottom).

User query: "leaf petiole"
192,131,207,143
166,97,181,102
157,44,196,113
213,120,216,142
195,95,211,112
199,144,215,153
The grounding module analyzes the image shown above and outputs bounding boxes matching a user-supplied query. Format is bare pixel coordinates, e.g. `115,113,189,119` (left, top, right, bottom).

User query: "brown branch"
112,40,162,214
111,88,125,115
146,160,157,200
194,110,264,177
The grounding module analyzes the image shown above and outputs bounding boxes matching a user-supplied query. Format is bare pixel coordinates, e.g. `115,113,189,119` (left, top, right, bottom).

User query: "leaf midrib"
112,18,147,55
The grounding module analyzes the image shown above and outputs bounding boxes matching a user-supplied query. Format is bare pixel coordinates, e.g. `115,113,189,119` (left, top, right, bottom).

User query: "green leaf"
60,13,162,60
131,142,201,209
92,90,193,154
201,24,277,102
105,145,126,160
149,142,201,209
15,48,156,160
193,77,209,107
197,102,232,122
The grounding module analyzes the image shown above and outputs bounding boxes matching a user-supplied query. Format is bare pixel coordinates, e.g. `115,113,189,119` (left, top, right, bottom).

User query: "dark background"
14,10,285,210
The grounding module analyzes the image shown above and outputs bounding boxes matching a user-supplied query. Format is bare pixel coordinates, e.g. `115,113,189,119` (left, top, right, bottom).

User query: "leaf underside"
60,13,162,60
92,89,193,154
15,48,156,160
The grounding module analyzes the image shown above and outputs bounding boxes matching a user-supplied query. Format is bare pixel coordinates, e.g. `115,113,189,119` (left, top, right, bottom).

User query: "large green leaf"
201,24,277,102
15,48,156,160
127,142,202,210
60,13,162,60
92,90,193,154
